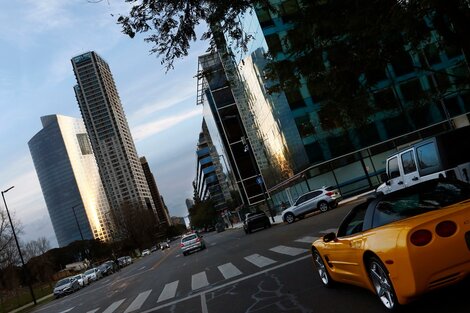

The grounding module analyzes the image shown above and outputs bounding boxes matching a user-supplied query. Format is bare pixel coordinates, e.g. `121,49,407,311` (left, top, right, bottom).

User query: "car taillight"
180,243,184,247
435,221,457,237
196,238,201,242
410,229,433,246
325,192,334,197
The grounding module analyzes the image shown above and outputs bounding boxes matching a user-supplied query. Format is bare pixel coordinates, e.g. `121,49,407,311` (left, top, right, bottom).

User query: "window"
280,0,300,23
416,142,439,170
295,116,315,138
306,191,322,200
285,89,306,110
388,157,400,179
265,34,283,55
373,88,398,110
400,79,424,103
77,133,92,155
401,151,417,174
295,195,307,205
256,7,274,28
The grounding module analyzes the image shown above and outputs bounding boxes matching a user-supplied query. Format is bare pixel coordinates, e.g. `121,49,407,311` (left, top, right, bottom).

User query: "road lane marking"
295,236,319,243
140,255,311,313
158,281,179,302
244,254,276,268
58,308,74,313
86,310,99,313
269,245,308,256
102,299,125,313
124,289,152,312
201,294,208,313
192,271,209,290
218,262,242,279
138,266,146,270
319,228,337,234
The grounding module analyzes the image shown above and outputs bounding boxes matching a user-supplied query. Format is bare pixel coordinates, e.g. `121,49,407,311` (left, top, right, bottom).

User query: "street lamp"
71,204,84,241
1,186,37,305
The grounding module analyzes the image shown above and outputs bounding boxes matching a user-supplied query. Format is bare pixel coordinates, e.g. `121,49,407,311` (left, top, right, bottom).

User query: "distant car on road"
142,249,151,256
118,256,133,267
281,186,341,224
84,267,102,282
73,273,89,287
243,212,271,234
159,242,170,250
180,232,205,256
53,277,80,298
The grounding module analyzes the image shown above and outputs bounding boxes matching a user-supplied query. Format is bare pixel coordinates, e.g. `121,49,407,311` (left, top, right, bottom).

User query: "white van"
377,126,470,194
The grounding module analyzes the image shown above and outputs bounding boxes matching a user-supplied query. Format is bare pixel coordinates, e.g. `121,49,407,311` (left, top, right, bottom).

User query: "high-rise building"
140,157,172,227
71,51,155,228
254,1,470,205
28,115,113,247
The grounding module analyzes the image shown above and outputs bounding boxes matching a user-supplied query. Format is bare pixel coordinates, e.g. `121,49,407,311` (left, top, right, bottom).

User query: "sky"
0,0,214,248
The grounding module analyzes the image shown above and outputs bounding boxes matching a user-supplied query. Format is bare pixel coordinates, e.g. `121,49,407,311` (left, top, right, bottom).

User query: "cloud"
132,107,202,142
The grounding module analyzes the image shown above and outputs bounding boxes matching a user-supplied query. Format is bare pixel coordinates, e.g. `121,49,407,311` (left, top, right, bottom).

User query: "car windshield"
84,269,94,275
56,278,70,286
373,180,470,227
182,234,197,242
74,275,81,280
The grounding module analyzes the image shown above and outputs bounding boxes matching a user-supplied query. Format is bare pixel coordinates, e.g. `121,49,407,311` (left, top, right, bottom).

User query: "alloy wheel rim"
314,252,329,285
320,203,328,212
286,214,294,223
369,261,395,309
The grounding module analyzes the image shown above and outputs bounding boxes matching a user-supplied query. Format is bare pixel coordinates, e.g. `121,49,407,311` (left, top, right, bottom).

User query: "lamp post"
1,186,37,305
71,204,84,241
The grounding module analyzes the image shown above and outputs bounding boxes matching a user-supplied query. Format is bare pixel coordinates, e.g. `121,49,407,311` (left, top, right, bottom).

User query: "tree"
118,0,470,127
22,237,50,263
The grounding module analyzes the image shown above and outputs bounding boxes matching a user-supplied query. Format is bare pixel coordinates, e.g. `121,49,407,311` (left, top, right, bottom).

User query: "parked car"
150,245,158,252
159,242,170,250
73,273,89,287
105,260,119,273
84,267,102,282
243,212,271,234
215,222,225,233
281,187,341,224
180,232,205,256
142,249,151,256
311,178,470,310
53,277,80,298
118,256,132,267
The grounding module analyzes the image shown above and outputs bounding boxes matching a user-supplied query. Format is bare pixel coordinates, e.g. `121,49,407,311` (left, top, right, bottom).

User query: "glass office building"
28,115,113,247
255,0,470,208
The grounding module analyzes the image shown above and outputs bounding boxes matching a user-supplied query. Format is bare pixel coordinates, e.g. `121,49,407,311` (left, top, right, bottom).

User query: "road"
32,200,469,313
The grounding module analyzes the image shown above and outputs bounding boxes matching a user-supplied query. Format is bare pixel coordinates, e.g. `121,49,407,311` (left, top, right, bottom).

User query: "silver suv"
180,232,206,256
281,186,341,224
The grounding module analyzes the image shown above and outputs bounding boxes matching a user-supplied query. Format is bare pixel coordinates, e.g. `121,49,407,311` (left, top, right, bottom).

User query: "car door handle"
412,177,419,181
397,181,403,185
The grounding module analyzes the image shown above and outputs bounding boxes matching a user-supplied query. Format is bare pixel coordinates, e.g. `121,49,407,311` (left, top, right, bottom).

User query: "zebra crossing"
76,235,322,313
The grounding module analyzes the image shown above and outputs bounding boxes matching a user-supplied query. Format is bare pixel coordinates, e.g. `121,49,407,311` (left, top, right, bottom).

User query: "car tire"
312,248,334,288
284,212,295,224
318,201,329,212
183,252,187,256
367,256,399,311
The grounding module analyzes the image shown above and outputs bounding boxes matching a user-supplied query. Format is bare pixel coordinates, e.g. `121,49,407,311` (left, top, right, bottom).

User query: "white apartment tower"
71,51,155,221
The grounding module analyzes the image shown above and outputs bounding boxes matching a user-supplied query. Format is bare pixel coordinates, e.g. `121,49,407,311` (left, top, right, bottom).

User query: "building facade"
71,51,156,227
255,1,470,207
197,51,268,206
28,115,113,247
140,157,172,227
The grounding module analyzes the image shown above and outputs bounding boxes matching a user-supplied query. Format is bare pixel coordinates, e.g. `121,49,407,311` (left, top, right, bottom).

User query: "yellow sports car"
312,178,470,310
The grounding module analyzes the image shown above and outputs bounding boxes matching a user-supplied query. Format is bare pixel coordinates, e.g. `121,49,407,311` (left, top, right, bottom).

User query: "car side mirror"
323,232,337,243
380,173,389,184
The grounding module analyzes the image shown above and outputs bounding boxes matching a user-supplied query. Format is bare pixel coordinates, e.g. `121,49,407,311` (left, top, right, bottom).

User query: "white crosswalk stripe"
124,290,152,313
319,228,337,234
245,254,276,268
192,271,209,290
102,299,126,313
218,262,242,279
269,245,307,256
295,236,319,243
158,281,179,303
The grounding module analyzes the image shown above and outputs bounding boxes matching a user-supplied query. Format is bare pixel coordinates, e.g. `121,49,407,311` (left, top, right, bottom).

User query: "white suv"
281,186,341,224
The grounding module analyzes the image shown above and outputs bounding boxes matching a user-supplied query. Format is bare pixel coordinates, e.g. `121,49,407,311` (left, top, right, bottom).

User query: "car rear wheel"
318,201,329,212
312,249,333,287
367,256,398,311
284,212,295,224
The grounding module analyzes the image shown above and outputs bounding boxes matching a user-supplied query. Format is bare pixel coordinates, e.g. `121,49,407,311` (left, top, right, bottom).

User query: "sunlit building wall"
71,51,156,223
28,115,113,247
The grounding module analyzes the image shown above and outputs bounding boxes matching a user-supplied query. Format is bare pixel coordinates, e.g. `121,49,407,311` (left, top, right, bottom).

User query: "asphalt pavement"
27,199,469,313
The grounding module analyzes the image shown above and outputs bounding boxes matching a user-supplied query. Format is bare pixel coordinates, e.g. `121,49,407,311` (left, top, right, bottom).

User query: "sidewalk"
8,293,54,313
